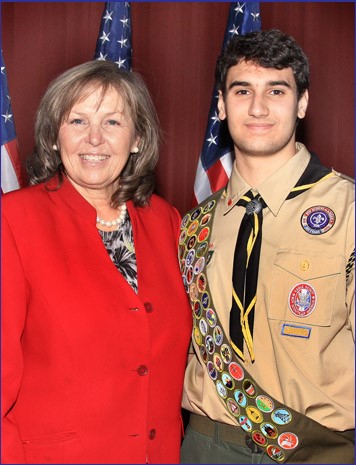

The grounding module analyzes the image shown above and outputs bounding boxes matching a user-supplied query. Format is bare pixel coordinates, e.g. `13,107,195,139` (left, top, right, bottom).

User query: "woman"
2,60,192,464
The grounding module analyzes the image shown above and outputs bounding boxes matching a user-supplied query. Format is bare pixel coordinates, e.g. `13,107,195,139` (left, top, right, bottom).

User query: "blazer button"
148,429,156,440
144,302,153,313
137,365,148,376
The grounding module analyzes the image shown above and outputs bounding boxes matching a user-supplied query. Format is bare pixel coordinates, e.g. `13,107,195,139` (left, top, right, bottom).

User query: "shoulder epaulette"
332,168,355,184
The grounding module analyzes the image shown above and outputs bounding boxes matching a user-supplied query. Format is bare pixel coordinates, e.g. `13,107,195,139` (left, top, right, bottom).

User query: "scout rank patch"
288,282,317,318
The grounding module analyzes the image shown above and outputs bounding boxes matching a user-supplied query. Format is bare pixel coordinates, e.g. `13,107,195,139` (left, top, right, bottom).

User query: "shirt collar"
223,143,311,216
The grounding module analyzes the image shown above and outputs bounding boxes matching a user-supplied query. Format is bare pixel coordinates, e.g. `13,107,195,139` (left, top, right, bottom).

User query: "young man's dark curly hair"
215,29,310,99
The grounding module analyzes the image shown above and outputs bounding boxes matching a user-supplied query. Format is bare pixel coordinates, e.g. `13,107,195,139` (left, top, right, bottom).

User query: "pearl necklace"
96,203,127,228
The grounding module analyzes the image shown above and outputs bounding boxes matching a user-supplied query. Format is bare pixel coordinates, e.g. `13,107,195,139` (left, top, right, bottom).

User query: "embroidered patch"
199,345,208,364
198,226,210,243
205,335,215,354
194,257,205,275
187,234,197,250
186,249,195,267
239,415,253,432
179,228,187,244
181,213,190,229
220,344,232,364
261,422,278,439
301,205,335,235
216,380,227,398
243,379,257,398
228,361,244,381
186,266,194,285
203,199,216,213
193,301,202,319
281,323,311,339
234,389,247,407
207,361,217,380
201,291,210,309
193,326,202,345
227,398,240,417
288,283,317,318
213,353,223,372
199,318,208,336
187,220,199,236
246,405,264,423
266,444,285,462
271,408,292,426
196,241,208,258
200,213,212,226
213,326,223,346
206,308,217,328
222,372,235,390
278,432,299,450
190,207,202,221
189,283,199,301
197,273,207,292
256,395,274,413
252,430,267,447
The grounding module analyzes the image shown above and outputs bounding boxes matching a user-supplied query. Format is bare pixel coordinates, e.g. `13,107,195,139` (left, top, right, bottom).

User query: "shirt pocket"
268,251,342,327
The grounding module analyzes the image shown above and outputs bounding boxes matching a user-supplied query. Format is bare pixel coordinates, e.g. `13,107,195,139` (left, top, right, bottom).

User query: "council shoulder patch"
301,205,335,235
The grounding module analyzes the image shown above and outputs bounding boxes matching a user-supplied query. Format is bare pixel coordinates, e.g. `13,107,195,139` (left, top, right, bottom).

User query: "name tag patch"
281,323,311,339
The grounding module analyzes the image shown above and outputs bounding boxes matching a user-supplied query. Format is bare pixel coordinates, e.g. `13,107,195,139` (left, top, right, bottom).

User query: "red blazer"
2,177,192,464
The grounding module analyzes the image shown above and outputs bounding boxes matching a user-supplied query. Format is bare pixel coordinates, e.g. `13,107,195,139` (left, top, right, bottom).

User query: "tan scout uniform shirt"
182,143,355,431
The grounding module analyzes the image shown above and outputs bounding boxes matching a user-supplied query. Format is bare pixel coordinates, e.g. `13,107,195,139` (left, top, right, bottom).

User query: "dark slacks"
181,414,275,464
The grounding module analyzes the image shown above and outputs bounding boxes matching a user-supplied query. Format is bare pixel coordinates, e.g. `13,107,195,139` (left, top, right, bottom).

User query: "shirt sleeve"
1,215,27,463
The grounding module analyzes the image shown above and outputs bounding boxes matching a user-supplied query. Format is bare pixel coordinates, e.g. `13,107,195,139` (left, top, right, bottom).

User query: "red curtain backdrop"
2,2,354,215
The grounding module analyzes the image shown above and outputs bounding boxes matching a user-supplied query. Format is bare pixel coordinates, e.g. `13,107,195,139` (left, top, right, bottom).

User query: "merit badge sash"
179,189,354,464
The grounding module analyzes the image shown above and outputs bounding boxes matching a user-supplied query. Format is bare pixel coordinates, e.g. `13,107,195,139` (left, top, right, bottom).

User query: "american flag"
94,1,132,70
1,50,23,193
192,2,261,206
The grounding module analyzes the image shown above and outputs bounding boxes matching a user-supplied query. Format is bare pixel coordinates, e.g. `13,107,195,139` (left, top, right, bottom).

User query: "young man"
179,29,354,464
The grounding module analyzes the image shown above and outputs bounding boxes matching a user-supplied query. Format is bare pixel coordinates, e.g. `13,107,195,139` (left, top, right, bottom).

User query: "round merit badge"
256,395,274,413
289,282,317,318
267,444,285,462
278,432,299,450
301,205,335,235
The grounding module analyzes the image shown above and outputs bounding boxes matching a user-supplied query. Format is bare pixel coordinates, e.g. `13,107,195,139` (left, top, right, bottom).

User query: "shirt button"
300,260,310,271
137,365,148,376
144,302,153,313
148,429,156,440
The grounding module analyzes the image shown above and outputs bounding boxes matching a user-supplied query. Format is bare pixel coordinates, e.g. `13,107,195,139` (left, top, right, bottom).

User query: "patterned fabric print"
98,211,138,293
346,249,355,285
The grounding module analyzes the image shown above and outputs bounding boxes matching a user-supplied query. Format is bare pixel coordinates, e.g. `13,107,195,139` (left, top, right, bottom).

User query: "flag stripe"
1,144,20,192
207,155,231,193
1,50,22,193
193,157,213,203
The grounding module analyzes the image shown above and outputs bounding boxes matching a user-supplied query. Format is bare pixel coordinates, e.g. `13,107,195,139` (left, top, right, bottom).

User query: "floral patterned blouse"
98,210,138,293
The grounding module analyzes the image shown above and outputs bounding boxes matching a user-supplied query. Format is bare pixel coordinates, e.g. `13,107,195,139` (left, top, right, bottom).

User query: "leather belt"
189,412,261,451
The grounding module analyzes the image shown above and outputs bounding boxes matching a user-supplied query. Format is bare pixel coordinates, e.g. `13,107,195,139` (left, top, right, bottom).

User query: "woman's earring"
53,144,58,151
131,147,139,154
